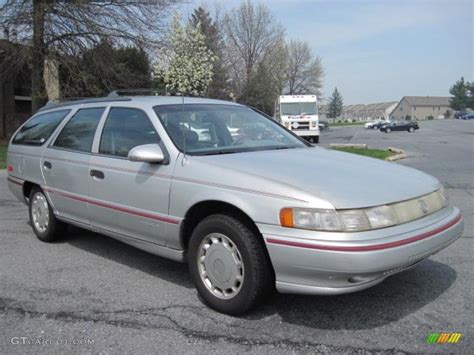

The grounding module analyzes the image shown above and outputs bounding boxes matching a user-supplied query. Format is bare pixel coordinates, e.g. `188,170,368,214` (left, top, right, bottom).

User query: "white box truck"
277,95,320,143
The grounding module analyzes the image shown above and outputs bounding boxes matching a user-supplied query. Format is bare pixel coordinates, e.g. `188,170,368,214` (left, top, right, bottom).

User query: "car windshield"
280,102,317,116
154,104,307,155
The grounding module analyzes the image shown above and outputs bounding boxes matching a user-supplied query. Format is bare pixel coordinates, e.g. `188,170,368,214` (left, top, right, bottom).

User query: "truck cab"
277,95,320,143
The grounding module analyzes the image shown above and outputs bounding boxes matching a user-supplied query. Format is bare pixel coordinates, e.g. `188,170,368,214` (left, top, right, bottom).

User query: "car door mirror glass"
128,144,165,163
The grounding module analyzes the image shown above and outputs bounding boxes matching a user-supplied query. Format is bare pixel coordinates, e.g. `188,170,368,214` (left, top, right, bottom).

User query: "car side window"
99,108,160,158
53,108,104,153
12,109,70,146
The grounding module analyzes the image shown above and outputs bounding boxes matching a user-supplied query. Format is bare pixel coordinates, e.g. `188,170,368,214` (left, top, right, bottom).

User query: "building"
390,96,452,120
342,101,397,122
0,39,60,140
0,39,32,139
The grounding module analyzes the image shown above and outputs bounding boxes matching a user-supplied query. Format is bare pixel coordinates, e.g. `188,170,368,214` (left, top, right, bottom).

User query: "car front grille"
292,121,310,130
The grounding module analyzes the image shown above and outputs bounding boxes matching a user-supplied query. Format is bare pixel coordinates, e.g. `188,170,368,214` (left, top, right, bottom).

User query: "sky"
187,0,473,104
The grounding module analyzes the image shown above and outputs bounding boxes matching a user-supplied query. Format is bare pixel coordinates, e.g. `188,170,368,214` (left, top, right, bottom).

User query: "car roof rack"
107,88,205,98
38,96,132,112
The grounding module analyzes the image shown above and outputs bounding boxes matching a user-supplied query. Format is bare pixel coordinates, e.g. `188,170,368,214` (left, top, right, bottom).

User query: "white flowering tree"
156,14,216,96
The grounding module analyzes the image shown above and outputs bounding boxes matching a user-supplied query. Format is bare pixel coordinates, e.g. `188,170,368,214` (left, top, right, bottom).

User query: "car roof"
38,95,242,113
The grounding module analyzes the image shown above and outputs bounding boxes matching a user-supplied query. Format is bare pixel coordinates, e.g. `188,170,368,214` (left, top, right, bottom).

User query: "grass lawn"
330,121,366,127
0,145,7,169
332,146,394,160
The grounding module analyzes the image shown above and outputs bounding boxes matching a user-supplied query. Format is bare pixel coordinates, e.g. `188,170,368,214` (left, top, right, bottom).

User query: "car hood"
195,147,441,209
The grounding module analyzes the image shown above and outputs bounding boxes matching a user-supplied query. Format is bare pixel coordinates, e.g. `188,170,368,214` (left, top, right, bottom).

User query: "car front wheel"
29,187,65,242
385,127,392,133
188,214,273,315
408,127,415,132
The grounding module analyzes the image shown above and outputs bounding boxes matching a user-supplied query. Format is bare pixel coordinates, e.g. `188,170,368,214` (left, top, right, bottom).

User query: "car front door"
394,123,404,131
88,107,176,247
42,107,105,225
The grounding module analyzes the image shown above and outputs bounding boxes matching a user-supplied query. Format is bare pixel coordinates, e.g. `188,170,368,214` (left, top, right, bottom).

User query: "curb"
329,143,367,149
386,147,407,161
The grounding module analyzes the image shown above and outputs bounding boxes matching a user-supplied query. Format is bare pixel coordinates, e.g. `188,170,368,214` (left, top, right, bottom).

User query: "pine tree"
189,7,228,99
449,77,470,110
328,87,343,118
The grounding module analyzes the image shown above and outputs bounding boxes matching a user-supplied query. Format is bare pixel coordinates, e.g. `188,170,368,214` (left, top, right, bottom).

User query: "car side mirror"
128,144,165,164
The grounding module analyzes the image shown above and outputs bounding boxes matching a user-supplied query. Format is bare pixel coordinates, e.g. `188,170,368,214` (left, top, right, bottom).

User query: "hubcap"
197,233,244,299
31,193,49,233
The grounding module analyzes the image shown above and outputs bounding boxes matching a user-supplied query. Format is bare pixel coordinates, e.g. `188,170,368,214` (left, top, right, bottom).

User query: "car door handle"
43,161,52,170
90,169,105,180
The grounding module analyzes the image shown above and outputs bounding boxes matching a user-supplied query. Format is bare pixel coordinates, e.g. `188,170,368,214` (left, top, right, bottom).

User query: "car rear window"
53,108,105,153
12,109,70,146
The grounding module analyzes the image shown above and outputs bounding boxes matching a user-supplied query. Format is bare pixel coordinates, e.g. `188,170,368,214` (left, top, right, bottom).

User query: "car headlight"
280,189,448,232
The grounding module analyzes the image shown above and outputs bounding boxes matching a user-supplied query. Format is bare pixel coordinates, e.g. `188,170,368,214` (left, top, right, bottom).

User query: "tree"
327,88,343,118
285,40,323,96
0,0,179,111
60,42,151,98
466,81,474,109
222,0,285,97
449,77,470,110
155,14,216,96
189,7,228,99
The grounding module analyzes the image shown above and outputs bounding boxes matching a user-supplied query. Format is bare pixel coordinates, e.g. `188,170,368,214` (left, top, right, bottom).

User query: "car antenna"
181,94,187,164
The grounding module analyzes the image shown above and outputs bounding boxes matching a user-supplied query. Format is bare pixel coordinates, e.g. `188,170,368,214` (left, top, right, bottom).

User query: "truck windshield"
281,102,317,116
154,104,308,155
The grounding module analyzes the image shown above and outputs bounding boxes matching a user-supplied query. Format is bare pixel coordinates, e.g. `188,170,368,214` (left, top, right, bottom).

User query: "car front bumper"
258,206,463,295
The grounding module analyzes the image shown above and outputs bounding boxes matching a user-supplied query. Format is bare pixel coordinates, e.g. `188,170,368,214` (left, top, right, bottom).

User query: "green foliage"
449,77,472,110
427,115,434,120
327,87,343,118
240,59,276,114
238,43,287,115
0,145,6,169
405,115,412,120
156,14,216,96
61,41,151,97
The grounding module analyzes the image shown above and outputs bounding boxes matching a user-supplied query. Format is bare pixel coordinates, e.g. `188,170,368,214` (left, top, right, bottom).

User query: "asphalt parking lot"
1,119,473,354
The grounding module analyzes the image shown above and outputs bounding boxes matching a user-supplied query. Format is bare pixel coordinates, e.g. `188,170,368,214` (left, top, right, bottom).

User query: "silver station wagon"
7,94,464,315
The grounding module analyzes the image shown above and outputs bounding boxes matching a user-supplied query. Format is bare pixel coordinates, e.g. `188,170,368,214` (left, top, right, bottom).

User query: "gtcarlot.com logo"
426,333,462,344
10,336,95,346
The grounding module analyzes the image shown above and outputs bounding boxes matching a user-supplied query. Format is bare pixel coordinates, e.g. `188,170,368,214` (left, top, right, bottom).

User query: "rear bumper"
259,206,463,295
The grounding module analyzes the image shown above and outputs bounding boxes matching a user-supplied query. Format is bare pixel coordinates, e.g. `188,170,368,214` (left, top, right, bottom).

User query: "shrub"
427,115,434,120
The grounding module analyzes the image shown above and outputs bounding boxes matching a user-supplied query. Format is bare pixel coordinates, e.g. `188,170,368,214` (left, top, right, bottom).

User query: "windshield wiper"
194,150,241,156
272,146,297,150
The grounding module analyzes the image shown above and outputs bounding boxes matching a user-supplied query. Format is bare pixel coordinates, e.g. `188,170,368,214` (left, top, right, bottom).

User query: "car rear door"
42,107,106,225
88,106,176,247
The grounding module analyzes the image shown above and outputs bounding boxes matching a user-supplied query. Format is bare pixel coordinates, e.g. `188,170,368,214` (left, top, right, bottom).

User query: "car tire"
313,136,319,144
188,214,274,315
29,187,66,242
408,127,415,132
385,128,391,133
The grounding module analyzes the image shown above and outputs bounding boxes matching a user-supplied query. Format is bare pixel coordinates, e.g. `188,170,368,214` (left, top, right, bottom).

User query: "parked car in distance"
380,121,419,133
365,119,384,129
454,111,469,119
372,120,391,130
318,120,329,130
7,94,463,315
460,113,474,120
